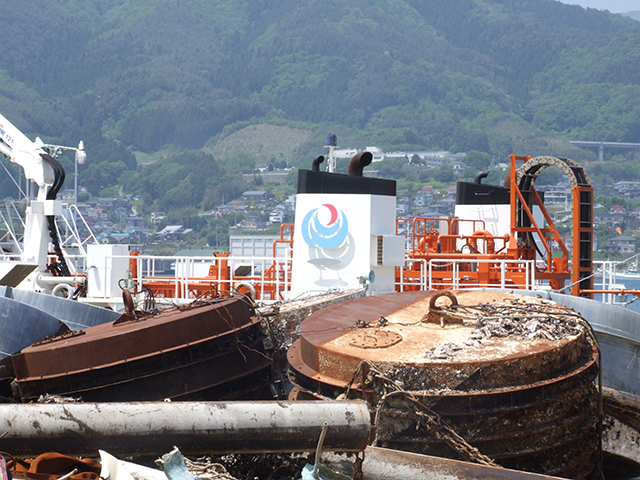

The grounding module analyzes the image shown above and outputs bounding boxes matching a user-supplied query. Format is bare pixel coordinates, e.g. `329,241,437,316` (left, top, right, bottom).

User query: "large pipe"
348,151,373,177
0,401,372,457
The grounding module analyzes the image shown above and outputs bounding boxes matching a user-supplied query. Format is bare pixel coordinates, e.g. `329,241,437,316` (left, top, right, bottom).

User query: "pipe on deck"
0,401,372,457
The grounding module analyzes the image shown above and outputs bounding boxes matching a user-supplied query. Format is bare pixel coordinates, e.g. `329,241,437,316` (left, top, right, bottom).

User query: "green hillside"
1,0,640,206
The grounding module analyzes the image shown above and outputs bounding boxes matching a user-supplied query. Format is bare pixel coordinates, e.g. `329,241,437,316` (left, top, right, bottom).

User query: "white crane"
0,113,85,291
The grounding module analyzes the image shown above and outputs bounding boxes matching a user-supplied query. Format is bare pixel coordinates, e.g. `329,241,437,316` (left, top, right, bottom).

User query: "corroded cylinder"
288,290,599,479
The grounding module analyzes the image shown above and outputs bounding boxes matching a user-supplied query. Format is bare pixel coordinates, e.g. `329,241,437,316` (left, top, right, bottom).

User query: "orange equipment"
398,155,594,296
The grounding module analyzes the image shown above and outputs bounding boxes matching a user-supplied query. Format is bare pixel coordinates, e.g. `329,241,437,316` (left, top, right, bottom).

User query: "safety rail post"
135,254,143,293
453,260,459,289
259,258,265,299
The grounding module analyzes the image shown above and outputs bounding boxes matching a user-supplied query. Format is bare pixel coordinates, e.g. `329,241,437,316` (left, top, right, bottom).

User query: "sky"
557,0,640,13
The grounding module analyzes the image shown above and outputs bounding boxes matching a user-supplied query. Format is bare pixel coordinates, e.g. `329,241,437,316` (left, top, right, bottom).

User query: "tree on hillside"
463,150,491,170
3,0,640,210
410,154,423,165
434,164,454,183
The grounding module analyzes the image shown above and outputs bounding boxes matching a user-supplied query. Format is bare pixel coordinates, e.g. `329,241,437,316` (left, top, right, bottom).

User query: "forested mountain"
1,0,640,210
623,11,640,21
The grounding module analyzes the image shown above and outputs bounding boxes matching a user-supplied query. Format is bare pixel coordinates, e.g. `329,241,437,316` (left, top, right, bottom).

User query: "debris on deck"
288,290,600,479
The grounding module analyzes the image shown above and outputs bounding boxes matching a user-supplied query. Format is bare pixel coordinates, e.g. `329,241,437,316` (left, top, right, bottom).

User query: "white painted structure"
454,182,545,256
290,171,404,298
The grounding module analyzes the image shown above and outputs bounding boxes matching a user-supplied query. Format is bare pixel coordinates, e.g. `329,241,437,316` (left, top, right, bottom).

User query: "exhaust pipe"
348,151,373,177
311,155,325,171
474,171,489,185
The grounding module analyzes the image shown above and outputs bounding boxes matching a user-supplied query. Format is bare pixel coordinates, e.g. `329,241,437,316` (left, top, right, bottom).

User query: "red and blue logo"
301,204,349,250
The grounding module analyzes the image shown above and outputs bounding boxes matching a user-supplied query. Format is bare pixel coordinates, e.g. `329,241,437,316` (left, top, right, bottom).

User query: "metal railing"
396,258,537,292
57,204,100,251
119,253,293,302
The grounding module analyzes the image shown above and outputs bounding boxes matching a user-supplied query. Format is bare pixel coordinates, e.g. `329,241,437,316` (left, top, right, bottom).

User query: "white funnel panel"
291,170,401,298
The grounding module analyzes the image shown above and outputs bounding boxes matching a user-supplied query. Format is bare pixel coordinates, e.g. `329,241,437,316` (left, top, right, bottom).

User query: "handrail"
396,257,536,292
129,253,293,302
57,203,100,250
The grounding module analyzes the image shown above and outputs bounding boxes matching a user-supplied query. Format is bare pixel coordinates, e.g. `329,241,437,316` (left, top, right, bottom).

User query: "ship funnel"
348,151,373,177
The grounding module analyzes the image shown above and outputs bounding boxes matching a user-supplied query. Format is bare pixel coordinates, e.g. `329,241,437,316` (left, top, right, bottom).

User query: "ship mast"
326,133,338,173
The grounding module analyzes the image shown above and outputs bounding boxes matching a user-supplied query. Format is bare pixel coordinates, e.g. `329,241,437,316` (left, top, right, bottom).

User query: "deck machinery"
398,154,594,297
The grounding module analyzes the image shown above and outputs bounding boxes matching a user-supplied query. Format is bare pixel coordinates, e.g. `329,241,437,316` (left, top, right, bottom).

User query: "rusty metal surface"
600,387,640,477
348,330,403,349
361,446,567,480
288,291,595,390
12,297,273,402
287,290,600,479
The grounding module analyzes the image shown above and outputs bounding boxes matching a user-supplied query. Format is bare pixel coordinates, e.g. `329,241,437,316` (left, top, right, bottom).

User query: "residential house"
95,221,115,235
614,181,640,197
430,203,451,215
450,161,467,173
284,195,297,209
76,205,90,216
125,217,148,229
151,212,166,224
114,206,129,218
59,189,75,202
610,205,626,215
243,216,266,230
256,199,273,209
269,204,291,224
607,236,636,254
97,198,117,212
396,197,412,217
217,204,236,215
242,190,267,200
441,197,456,210
544,188,571,205
594,213,625,226
87,207,103,218
415,186,435,206
157,225,183,237
269,211,284,224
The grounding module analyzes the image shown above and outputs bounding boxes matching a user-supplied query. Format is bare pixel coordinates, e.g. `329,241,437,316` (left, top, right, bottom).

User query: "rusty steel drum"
12,296,272,402
287,290,600,479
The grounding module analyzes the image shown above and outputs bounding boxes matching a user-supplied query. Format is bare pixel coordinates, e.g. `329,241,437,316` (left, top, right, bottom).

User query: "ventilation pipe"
311,155,325,171
348,151,373,177
474,171,489,185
